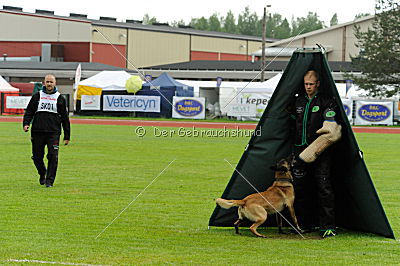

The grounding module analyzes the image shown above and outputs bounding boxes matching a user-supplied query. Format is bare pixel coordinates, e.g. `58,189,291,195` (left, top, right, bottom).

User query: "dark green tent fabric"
209,48,394,239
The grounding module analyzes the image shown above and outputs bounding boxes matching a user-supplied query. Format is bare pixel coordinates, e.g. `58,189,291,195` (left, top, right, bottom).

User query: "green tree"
291,12,325,36
170,19,186,28
208,13,221,32
222,10,236,33
354,13,371,19
274,18,291,39
237,6,259,35
350,0,400,97
142,13,157,25
330,13,338,26
190,16,209,30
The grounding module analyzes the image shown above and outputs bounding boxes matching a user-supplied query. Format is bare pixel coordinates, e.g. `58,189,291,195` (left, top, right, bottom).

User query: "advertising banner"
81,95,101,110
341,98,353,124
103,95,160,112
227,104,257,117
239,92,271,117
6,96,31,109
172,97,205,119
355,101,393,125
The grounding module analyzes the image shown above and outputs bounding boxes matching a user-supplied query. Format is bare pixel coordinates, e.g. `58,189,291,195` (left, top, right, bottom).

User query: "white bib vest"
37,90,60,114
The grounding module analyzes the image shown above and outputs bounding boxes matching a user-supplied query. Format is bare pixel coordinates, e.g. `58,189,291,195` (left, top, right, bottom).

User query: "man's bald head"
44,74,56,93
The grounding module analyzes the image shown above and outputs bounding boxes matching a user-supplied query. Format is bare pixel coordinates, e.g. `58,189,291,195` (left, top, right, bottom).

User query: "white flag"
74,63,81,89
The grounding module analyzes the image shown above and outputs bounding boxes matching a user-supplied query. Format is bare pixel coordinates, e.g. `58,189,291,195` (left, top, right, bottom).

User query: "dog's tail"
216,198,245,209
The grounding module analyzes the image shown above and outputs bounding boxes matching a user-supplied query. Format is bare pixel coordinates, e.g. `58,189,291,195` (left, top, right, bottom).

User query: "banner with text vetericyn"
340,98,353,124
103,95,160,112
355,101,393,125
239,92,271,117
6,96,31,109
81,95,101,110
172,97,205,119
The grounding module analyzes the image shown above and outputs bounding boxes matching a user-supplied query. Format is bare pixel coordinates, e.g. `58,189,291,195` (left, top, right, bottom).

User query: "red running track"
1,116,400,134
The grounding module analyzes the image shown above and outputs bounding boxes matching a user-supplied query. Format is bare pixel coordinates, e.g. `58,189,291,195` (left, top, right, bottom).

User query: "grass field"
0,121,399,265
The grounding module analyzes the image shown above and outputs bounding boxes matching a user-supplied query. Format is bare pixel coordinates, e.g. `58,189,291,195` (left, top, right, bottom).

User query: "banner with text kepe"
355,101,393,125
103,95,160,112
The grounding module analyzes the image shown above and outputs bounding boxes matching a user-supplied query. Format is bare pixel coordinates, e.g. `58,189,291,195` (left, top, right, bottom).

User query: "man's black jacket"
289,92,338,148
23,89,70,140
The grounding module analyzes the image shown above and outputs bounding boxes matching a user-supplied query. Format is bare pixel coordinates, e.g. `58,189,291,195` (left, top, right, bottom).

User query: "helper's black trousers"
292,150,335,230
31,132,60,185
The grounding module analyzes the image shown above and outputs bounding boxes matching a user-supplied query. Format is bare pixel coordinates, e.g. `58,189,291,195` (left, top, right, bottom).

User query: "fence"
0,92,70,115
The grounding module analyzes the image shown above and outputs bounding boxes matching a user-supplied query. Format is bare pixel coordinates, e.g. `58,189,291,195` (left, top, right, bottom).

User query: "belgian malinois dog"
216,157,301,238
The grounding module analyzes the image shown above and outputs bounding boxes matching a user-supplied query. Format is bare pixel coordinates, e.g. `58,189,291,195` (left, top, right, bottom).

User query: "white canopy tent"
78,71,133,91
0,75,19,92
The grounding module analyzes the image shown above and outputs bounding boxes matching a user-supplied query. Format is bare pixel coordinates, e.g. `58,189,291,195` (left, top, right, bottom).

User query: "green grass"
0,121,399,265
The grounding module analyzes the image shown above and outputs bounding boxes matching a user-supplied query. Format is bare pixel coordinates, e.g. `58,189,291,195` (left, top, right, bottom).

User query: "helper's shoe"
321,229,337,238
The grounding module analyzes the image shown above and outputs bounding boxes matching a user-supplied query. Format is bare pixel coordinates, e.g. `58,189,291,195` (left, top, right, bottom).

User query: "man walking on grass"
23,74,70,187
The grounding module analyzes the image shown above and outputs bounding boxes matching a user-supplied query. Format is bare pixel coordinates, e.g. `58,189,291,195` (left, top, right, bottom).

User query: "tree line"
143,7,368,39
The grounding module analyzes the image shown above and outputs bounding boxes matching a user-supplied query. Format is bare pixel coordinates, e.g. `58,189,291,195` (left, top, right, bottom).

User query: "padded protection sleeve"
299,121,342,163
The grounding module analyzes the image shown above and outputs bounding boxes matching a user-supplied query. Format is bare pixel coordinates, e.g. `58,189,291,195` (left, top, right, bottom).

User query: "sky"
1,0,376,25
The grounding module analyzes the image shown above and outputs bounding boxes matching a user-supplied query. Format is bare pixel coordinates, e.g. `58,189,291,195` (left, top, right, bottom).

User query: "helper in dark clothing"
288,70,341,238
23,74,70,187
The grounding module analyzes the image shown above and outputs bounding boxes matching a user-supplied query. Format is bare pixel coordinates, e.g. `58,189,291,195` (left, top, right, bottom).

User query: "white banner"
239,92,271,117
355,101,393,125
172,97,205,119
81,95,101,110
340,98,353,124
6,96,31,109
227,104,257,117
103,95,160,112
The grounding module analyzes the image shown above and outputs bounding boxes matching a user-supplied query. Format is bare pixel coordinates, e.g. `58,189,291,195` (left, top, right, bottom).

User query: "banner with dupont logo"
340,98,353,124
355,101,393,125
172,97,205,119
103,95,160,112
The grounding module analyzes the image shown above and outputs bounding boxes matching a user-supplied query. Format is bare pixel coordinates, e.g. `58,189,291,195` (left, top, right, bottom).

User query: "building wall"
0,11,91,42
91,43,126,68
190,51,251,61
304,27,344,61
247,41,262,55
91,26,127,45
270,17,374,62
0,11,91,62
345,19,373,61
91,26,127,67
127,29,190,68
191,36,247,55
0,10,266,68
0,41,90,61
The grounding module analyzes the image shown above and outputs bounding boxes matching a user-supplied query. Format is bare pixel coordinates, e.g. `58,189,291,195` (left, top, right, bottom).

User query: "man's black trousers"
292,150,335,230
31,132,60,185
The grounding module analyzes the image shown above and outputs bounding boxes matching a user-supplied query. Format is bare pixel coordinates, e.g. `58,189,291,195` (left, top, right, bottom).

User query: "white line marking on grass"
224,159,305,239
95,159,176,239
7,259,106,265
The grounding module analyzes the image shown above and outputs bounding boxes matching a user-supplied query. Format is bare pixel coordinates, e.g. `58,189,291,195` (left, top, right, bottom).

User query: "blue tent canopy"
142,72,194,97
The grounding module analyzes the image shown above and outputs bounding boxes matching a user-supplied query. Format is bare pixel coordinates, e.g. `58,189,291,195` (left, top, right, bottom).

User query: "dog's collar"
275,178,293,183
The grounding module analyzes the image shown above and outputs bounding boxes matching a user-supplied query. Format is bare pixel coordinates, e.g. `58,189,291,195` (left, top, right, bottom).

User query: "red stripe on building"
0,41,90,62
191,51,252,61
91,43,126,68
220,53,250,61
191,51,219,61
